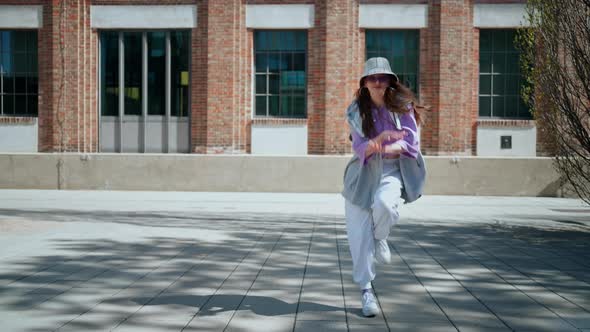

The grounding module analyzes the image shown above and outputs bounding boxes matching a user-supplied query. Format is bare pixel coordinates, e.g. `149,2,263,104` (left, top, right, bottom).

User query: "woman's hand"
376,130,407,144
366,139,382,157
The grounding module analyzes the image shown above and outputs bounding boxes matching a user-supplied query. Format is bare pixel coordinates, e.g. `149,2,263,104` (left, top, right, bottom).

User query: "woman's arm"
389,104,420,158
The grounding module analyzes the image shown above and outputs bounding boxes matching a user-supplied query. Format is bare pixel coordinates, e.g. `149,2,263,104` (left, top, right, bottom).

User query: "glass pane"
479,96,491,117
269,96,279,116
267,53,280,71
506,53,519,73
407,31,419,50
101,32,119,116
171,31,189,117
124,32,142,116
148,32,166,115
406,53,418,72
269,32,279,51
255,53,267,72
1,52,12,74
479,74,491,94
504,96,518,118
492,96,505,117
14,95,26,114
366,31,377,52
255,96,266,116
404,75,417,92
13,31,27,53
293,53,305,71
493,30,507,51
392,55,404,73
492,75,505,95
480,52,491,73
280,31,295,51
279,53,291,71
280,95,291,116
269,75,279,94
505,75,519,94
506,30,517,52
3,74,14,93
393,33,404,52
295,31,306,51
27,94,37,116
293,95,305,117
480,30,492,52
14,52,27,73
27,31,37,53
254,31,267,50
27,75,38,94
255,75,266,94
492,53,505,73
27,53,38,74
2,94,14,115
14,74,26,93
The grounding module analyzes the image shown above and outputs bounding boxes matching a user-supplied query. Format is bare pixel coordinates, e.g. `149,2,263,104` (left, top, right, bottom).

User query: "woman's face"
364,74,391,100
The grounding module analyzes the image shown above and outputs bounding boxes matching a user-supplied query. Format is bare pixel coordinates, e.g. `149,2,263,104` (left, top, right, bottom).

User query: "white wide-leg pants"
345,158,403,290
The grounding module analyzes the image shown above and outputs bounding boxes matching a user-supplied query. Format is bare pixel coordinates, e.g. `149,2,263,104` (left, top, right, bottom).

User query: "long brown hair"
354,78,426,138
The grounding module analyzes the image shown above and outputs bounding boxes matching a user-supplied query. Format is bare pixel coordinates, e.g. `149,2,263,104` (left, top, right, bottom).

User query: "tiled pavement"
0,190,589,331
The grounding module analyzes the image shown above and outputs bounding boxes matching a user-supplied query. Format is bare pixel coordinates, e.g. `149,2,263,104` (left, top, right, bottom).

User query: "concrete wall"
0,154,568,197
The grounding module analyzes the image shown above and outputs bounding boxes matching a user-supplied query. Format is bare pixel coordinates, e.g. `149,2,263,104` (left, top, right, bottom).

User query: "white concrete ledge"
0,154,568,197
0,5,43,28
359,4,427,28
246,5,314,28
90,5,197,29
474,4,530,28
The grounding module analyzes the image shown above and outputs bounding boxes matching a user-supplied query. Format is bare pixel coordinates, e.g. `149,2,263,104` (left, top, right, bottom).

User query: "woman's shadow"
130,294,363,317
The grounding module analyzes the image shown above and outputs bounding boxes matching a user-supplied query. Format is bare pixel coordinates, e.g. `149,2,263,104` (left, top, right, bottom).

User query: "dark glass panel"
480,52,492,73
479,74,491,95
124,32,142,116
100,31,119,116
280,95,291,116
479,96,491,117
269,75,279,94
27,75,38,94
148,32,165,115
14,74,26,93
267,53,280,71
293,95,305,117
269,96,279,116
255,53,268,72
492,53,506,73
27,94,37,116
492,96,505,117
13,31,27,53
255,75,266,94
504,95,519,118
3,74,14,94
171,31,189,117
480,30,492,52
14,95,26,114
492,75,505,95
255,96,266,116
293,53,305,71
2,94,14,115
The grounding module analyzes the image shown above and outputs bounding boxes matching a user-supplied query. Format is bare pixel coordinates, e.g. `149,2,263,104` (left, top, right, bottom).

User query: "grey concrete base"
0,153,570,197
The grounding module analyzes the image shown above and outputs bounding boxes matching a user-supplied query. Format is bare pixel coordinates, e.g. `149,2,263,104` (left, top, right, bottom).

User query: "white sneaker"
375,239,391,264
361,289,380,317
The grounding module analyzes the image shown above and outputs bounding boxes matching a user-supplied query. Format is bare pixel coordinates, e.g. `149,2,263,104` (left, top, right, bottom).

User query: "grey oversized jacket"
341,101,426,209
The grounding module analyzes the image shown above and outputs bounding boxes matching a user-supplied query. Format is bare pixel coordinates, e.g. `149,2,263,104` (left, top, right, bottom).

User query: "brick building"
0,1,542,156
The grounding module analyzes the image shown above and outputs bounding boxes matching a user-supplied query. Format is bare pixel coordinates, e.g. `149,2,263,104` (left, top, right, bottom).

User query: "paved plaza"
0,190,589,332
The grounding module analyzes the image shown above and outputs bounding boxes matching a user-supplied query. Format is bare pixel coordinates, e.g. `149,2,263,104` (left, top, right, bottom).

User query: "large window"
366,30,419,93
0,31,38,116
100,31,190,117
479,29,531,119
254,31,307,118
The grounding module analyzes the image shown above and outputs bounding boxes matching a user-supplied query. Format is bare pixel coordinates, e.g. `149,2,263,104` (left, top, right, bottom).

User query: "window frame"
478,29,531,119
0,30,38,117
253,30,308,119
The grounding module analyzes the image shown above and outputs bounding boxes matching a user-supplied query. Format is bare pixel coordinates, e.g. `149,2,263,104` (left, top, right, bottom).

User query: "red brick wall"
2,0,545,156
